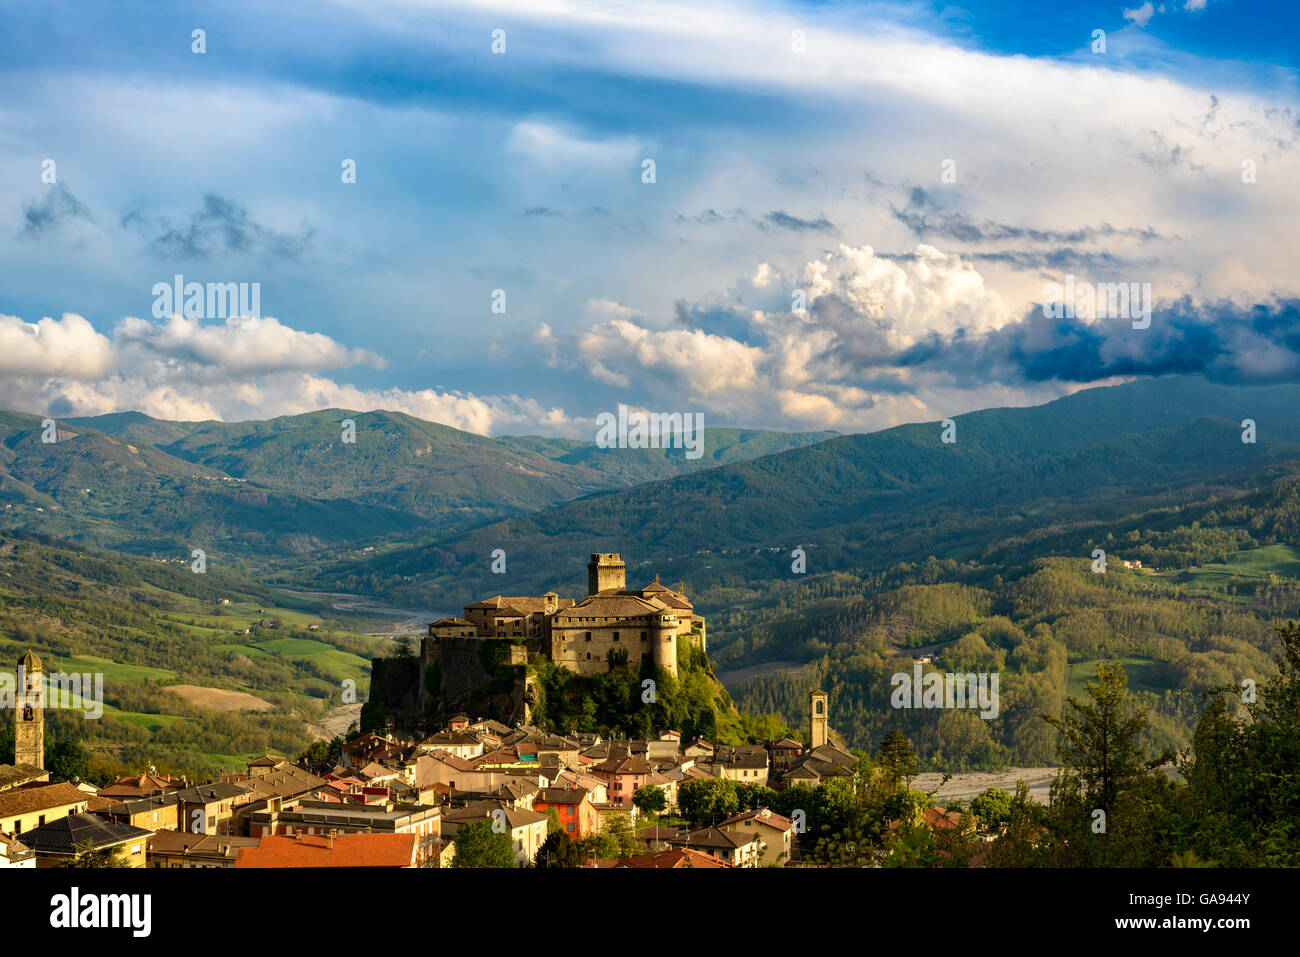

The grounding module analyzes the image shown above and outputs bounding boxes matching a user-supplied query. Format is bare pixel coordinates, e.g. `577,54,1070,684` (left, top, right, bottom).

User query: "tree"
633,785,667,816
535,829,582,868
59,839,124,868
451,820,517,868
605,815,642,858
1041,660,1155,813
876,729,918,786
677,778,739,827
1175,615,1300,865
44,739,90,784
969,787,1013,829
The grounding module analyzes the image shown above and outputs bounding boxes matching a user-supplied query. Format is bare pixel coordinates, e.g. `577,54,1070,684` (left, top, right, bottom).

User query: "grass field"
1067,655,1162,698
1174,543,1300,590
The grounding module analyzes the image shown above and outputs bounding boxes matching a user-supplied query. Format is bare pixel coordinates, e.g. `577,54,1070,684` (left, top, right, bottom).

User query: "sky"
1,0,1298,437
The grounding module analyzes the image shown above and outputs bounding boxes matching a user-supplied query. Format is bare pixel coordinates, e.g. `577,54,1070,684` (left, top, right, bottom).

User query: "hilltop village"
2,651,860,868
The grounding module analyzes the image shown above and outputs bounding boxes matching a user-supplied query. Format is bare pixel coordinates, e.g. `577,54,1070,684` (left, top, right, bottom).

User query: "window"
567,806,575,815
567,822,574,832
585,632,592,641
613,631,619,641
38,815,46,826
641,632,648,641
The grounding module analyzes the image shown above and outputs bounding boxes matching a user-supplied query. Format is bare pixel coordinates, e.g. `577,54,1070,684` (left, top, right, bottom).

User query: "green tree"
451,820,517,868
969,787,1013,828
535,829,582,868
44,739,90,783
1041,660,1156,813
677,777,739,827
59,839,125,868
633,785,667,815
876,729,918,786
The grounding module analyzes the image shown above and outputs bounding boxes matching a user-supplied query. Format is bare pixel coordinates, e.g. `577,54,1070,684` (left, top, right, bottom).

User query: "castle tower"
587,553,626,595
810,690,828,750
15,650,44,769
651,612,679,678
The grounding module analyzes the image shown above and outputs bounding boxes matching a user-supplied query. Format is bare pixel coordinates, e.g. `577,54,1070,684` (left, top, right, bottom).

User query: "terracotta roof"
0,763,49,792
0,781,88,819
424,750,475,772
619,847,732,868
431,617,474,627
669,827,759,851
719,808,794,831
234,833,416,868
593,755,654,775
553,593,668,620
466,595,574,614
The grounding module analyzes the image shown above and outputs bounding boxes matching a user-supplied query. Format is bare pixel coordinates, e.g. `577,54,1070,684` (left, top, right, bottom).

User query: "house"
146,829,259,868
718,807,795,867
766,738,804,774
234,832,418,868
777,743,856,789
0,763,50,792
20,812,151,867
0,780,89,838
418,730,486,760
441,803,549,866
99,792,182,832
98,772,184,800
0,832,35,868
245,799,441,866
533,786,600,839
591,754,654,807
667,826,764,867
698,745,769,786
617,846,732,868
175,781,251,835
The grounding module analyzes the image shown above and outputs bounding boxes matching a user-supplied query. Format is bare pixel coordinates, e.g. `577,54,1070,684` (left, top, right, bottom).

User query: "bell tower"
810,689,828,750
15,650,44,769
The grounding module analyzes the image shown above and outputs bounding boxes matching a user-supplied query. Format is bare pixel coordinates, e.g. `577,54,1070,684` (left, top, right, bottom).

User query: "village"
1,690,872,868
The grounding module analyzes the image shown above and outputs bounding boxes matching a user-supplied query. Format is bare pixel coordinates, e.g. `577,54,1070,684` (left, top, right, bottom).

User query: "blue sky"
1,0,1298,435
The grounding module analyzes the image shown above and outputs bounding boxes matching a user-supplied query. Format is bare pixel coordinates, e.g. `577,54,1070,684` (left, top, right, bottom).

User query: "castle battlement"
421,554,705,681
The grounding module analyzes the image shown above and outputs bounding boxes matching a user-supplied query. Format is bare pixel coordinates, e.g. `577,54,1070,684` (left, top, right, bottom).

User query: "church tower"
15,650,44,769
810,689,828,750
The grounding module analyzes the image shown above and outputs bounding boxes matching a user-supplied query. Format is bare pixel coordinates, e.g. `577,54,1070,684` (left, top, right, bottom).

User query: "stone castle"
421,553,706,680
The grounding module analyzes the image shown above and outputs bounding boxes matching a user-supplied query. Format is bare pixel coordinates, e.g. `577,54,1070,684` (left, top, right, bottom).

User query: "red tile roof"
234,833,416,868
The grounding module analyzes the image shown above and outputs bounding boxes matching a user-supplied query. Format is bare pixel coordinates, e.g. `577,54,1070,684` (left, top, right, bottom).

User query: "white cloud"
0,313,114,378
0,313,574,436
1124,3,1156,28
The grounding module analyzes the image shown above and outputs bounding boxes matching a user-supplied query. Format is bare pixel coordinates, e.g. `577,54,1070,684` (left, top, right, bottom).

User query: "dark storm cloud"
891,187,1162,245
19,184,95,240
893,298,1300,388
123,193,314,261
762,211,834,232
